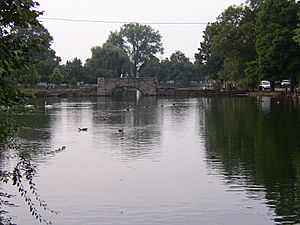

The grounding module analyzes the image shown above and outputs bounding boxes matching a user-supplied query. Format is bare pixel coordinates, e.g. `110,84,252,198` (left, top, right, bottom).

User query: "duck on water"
78,128,88,132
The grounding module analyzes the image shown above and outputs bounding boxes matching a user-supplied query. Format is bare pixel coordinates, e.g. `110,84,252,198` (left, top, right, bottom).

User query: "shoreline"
20,86,299,98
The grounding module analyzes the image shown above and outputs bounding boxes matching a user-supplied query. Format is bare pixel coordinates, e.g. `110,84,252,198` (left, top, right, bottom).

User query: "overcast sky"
38,0,246,63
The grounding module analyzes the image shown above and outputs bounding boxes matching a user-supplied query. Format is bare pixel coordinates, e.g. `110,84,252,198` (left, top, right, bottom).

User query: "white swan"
44,101,53,109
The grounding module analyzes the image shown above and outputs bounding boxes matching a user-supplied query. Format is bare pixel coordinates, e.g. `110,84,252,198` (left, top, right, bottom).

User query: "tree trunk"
290,74,296,93
133,64,137,78
270,80,275,91
133,57,138,78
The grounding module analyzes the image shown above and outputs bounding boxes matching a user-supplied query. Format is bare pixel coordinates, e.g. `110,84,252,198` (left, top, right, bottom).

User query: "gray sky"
38,0,246,63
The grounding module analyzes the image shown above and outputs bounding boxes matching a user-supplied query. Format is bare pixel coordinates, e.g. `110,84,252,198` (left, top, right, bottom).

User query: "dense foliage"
195,0,300,91
61,57,87,85
84,43,131,81
294,14,300,46
0,0,62,104
2,0,298,92
106,23,164,77
256,0,300,91
1,0,39,105
140,51,198,85
0,1,61,224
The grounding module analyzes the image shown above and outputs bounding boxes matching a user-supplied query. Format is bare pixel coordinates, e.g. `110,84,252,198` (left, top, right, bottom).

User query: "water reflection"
1,94,300,225
203,97,300,224
91,94,161,161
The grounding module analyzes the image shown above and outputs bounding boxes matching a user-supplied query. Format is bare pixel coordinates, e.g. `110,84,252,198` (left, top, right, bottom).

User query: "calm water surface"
2,94,300,225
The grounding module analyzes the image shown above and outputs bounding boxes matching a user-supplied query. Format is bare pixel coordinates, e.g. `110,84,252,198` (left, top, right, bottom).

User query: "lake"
1,93,300,225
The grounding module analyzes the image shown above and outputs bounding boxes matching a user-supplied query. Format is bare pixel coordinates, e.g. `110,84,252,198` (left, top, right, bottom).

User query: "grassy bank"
20,86,97,98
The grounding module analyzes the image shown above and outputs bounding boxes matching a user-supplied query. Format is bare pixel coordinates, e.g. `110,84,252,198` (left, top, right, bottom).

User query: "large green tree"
155,51,197,85
195,4,257,88
11,25,60,86
85,43,130,83
62,57,87,85
216,6,256,82
49,67,64,85
13,65,40,86
140,56,161,80
169,51,197,85
1,1,60,224
0,0,52,105
35,48,61,84
106,23,163,77
195,22,223,80
256,0,300,91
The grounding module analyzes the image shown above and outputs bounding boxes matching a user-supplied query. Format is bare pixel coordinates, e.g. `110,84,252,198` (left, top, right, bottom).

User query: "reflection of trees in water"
168,99,192,125
14,112,52,157
111,126,161,161
0,111,15,165
93,95,161,161
202,97,300,224
204,98,257,176
0,108,61,224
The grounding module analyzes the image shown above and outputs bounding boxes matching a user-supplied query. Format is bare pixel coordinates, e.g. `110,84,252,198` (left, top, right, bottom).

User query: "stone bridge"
97,77,157,96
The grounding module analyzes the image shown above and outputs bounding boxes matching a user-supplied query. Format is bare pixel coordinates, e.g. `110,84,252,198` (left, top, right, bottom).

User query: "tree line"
1,0,300,106
12,22,199,87
196,0,300,91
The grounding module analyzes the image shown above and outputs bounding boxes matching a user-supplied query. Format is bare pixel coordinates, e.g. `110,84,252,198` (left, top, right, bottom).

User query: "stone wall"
97,77,157,96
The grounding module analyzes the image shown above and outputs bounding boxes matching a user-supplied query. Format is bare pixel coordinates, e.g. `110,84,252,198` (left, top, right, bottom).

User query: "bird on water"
44,101,53,109
78,128,88,132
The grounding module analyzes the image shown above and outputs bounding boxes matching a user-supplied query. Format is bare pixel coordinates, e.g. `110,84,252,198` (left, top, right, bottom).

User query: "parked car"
259,80,271,90
281,79,290,87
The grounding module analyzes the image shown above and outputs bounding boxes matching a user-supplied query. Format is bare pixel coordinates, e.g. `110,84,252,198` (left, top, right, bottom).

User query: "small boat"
118,128,124,133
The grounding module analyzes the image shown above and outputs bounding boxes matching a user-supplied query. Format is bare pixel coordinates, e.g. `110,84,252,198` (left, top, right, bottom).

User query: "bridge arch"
97,77,157,96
